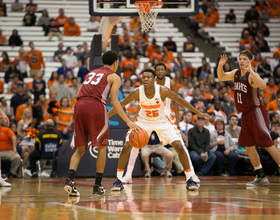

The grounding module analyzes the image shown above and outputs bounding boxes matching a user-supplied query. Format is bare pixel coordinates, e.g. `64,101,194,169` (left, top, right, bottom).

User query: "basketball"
129,129,149,149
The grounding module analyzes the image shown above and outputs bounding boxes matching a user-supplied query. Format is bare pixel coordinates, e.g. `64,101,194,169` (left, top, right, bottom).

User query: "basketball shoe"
64,178,80,196
192,174,200,183
0,177,11,187
111,178,124,191
121,175,133,184
246,176,269,187
186,177,199,191
93,184,105,196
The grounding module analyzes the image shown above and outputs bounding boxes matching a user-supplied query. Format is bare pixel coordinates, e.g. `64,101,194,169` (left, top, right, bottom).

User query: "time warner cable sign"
88,139,124,159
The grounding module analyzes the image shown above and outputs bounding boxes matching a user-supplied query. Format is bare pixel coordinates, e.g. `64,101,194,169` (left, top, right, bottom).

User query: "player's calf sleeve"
125,148,140,177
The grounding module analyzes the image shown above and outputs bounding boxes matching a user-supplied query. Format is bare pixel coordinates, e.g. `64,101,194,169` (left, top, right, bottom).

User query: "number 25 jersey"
138,84,167,123
234,69,261,113
77,67,114,105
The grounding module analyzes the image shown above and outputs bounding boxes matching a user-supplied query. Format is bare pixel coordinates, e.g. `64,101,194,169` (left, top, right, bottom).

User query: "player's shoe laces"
192,174,200,183
186,177,199,191
93,184,105,196
0,177,11,187
246,176,269,187
64,178,80,196
121,175,133,184
111,178,124,191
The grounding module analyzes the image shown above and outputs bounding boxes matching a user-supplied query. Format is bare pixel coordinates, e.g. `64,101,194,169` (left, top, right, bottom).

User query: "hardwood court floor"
0,176,280,220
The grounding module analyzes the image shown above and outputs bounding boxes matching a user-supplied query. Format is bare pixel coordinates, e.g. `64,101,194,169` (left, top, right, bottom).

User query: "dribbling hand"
127,121,141,132
218,54,228,66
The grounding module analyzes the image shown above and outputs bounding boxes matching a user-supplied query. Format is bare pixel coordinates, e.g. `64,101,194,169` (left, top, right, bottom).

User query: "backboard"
89,0,198,17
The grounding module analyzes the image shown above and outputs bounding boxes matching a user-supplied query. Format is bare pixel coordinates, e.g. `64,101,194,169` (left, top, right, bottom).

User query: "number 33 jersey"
77,67,114,105
234,69,262,113
138,84,167,123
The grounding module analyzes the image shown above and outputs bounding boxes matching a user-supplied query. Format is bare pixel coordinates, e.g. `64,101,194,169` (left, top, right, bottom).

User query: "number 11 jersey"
234,69,261,113
77,67,114,105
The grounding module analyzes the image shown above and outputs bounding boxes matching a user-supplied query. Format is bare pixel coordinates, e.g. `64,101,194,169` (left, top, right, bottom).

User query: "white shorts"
125,118,183,146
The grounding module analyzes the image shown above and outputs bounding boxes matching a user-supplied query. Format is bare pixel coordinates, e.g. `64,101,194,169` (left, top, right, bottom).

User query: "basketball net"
135,1,164,33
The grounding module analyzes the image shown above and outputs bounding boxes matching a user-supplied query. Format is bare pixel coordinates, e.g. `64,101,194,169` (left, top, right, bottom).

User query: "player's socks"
255,168,266,178
68,169,76,181
184,169,192,181
117,168,124,181
95,172,103,185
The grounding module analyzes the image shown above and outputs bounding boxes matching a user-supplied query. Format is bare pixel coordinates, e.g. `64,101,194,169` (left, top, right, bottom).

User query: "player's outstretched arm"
160,86,211,119
107,88,139,118
246,58,266,90
107,74,140,130
217,54,236,81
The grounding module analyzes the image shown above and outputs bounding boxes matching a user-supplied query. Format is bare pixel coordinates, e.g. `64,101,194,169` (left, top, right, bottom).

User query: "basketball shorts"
125,116,183,146
239,105,273,148
74,97,109,148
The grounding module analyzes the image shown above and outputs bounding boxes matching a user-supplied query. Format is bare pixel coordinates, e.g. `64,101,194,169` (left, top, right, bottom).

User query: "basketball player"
121,63,199,184
64,50,139,196
109,69,210,191
218,50,280,187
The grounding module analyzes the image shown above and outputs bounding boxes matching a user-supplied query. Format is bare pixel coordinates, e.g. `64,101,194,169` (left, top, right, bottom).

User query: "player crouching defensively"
108,69,210,191
218,50,280,187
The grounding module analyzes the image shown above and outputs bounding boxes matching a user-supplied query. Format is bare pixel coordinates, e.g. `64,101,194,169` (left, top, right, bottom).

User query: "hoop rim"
134,1,164,7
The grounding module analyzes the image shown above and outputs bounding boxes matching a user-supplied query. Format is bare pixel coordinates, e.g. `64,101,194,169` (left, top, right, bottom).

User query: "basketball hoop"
135,1,164,33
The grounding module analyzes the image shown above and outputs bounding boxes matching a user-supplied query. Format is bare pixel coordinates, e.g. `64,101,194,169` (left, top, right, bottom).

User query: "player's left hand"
197,112,211,119
127,121,141,132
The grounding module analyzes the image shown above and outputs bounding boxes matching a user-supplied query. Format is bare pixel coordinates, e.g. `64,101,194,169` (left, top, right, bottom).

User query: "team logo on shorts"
102,139,108,145
88,141,98,158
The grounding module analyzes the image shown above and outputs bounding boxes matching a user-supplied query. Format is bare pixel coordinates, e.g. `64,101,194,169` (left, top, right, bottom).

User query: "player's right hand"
197,112,211,119
127,121,141,132
218,54,228,66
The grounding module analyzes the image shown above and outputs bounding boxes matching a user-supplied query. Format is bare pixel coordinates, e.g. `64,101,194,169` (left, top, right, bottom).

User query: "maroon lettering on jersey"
77,67,114,105
234,69,261,113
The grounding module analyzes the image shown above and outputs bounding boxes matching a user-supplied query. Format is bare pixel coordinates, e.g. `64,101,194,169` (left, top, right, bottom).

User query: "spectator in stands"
225,9,236,23
55,97,73,140
45,19,63,41
15,95,31,122
197,58,207,77
266,90,280,111
125,99,137,115
0,29,7,46
146,38,157,57
129,16,140,32
272,42,280,58
37,9,51,32
244,6,259,23
0,0,6,16
211,119,238,176
265,77,278,101
36,93,50,122
275,98,280,116
0,115,21,178
274,66,280,84
255,0,268,13
197,7,217,40
5,61,22,83
188,116,216,176
183,35,196,52
26,0,37,13
65,71,73,87
162,46,174,62
183,62,196,78
178,78,193,98
257,57,272,78
269,2,280,19
239,30,254,52
225,115,241,139
23,5,36,26
242,21,256,40
10,82,25,121
69,77,78,101
259,8,270,23
200,63,211,81
163,36,177,52
0,97,8,114
51,74,71,103
7,74,22,94
204,111,216,134
14,47,28,78
221,92,235,122
53,42,65,62
55,8,68,27
208,99,227,123
134,31,149,46
179,111,194,135
270,121,280,153
47,71,58,88
87,16,100,32
270,52,279,73
27,41,45,78
46,90,59,106
150,46,163,63
255,33,270,52
8,29,23,47
190,86,208,109
32,70,45,102
173,52,187,72
77,62,89,84
0,51,10,73
255,18,270,37
119,40,132,55
78,42,90,66
122,79,133,98
63,17,80,37
119,28,132,47
121,51,136,79
210,3,219,23
269,112,280,124
61,47,78,69
12,0,23,12
29,119,62,178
